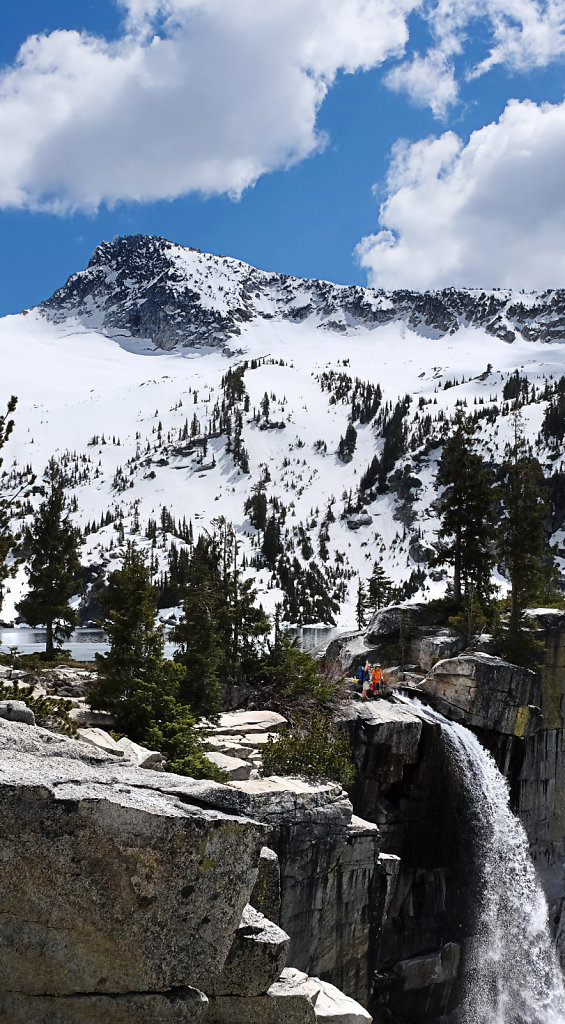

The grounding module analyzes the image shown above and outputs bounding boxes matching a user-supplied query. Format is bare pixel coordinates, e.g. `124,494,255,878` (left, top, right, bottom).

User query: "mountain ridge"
38,234,565,352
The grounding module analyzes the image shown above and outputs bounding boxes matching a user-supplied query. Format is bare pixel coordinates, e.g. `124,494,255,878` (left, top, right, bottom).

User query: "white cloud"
356,98,565,290
0,0,410,212
390,1,565,114
1,0,564,213
384,50,458,118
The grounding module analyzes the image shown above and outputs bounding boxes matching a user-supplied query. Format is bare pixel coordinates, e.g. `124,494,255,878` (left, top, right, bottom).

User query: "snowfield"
2,239,565,628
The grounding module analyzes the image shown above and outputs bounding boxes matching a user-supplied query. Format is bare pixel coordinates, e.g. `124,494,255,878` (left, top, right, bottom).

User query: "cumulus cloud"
384,50,458,118
390,0,565,115
1,0,564,212
356,98,565,290
0,0,410,212
430,0,565,74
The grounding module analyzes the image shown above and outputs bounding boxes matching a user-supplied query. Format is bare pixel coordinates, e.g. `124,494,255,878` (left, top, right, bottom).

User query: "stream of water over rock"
398,696,565,1024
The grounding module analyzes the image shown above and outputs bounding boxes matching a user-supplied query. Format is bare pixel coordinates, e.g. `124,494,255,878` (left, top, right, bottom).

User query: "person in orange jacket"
371,663,383,697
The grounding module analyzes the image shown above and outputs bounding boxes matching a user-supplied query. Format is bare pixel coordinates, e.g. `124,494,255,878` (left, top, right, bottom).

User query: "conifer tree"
17,460,81,657
172,535,224,718
434,414,495,612
368,562,393,612
90,544,222,778
498,412,554,664
356,577,368,629
91,543,181,730
337,423,357,463
173,521,269,713
0,396,18,610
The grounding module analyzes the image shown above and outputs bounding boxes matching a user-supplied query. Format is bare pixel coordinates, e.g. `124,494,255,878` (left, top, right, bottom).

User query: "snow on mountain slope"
2,235,565,628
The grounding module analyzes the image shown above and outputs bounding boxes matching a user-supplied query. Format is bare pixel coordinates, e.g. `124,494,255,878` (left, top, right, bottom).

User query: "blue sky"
1,1,565,315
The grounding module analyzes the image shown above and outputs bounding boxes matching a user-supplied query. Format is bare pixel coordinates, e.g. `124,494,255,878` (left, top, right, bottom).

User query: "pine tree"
498,412,554,665
172,535,224,718
355,577,368,629
262,514,281,567
0,396,18,610
337,423,357,463
90,544,222,779
220,519,269,681
434,414,495,612
17,460,81,657
91,543,180,731
173,518,272,714
368,562,393,612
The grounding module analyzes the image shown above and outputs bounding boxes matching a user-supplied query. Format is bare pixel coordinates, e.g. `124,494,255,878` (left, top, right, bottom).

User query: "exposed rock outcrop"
419,652,541,737
38,235,565,352
0,720,266,1002
0,718,373,1024
344,700,470,1022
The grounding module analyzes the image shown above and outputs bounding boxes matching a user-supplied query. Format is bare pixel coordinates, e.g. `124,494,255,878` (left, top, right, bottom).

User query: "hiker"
357,664,365,693
362,660,371,700
371,663,383,697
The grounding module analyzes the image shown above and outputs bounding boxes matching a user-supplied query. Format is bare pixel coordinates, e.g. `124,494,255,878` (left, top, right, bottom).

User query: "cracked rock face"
208,904,290,997
0,988,208,1024
0,719,267,1000
420,653,541,736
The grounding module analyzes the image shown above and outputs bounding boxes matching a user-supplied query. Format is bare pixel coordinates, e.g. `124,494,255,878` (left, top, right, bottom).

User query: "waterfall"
397,696,565,1024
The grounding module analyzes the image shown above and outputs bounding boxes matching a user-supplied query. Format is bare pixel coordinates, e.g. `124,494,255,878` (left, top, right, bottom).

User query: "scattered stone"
76,727,125,756
418,631,466,672
212,711,288,735
305,977,372,1024
70,703,117,729
0,700,35,726
203,736,255,759
242,731,279,746
392,942,460,992
207,751,252,780
115,736,164,770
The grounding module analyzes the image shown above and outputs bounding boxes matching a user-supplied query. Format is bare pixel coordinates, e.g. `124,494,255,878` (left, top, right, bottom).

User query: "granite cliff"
329,605,565,1022
2,606,565,1024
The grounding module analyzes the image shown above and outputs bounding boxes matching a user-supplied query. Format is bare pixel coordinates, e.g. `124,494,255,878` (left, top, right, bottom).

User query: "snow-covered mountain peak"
4,233,565,630
37,234,565,354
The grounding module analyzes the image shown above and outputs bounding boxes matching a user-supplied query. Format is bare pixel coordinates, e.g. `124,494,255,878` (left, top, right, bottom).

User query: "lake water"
0,625,341,662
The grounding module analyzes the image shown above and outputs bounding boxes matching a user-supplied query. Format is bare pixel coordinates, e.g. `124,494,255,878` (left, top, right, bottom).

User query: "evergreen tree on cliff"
172,533,224,718
368,561,393,612
434,413,496,613
90,543,223,779
498,412,554,665
17,460,81,658
0,396,18,610
172,520,269,717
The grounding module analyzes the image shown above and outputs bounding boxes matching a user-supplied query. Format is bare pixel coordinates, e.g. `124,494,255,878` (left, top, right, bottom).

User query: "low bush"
261,712,355,787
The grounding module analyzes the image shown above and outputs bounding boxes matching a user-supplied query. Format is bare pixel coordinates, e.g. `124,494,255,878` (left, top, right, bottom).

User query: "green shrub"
0,681,75,735
261,712,355,787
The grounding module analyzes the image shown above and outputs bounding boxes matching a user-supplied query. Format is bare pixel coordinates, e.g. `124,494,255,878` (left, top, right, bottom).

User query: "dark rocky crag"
38,234,565,351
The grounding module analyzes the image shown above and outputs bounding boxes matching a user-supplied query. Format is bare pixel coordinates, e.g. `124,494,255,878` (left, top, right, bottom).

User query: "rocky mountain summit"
38,234,565,351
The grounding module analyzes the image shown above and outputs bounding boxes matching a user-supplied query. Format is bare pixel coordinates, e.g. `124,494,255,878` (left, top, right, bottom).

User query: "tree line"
433,408,558,665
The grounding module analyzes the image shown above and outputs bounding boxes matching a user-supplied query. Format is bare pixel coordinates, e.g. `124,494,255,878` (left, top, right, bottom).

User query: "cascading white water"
397,696,565,1024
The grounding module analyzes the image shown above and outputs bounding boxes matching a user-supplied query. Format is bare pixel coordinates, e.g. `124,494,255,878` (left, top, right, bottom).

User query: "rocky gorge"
1,605,565,1023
